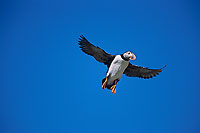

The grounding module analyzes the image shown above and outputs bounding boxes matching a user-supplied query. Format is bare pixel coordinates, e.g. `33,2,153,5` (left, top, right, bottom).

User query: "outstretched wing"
124,63,166,79
78,35,115,67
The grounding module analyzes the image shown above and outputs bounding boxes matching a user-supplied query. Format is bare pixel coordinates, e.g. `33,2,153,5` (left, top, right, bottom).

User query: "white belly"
106,55,129,85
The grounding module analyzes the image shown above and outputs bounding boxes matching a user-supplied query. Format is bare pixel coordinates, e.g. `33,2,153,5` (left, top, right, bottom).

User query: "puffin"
78,35,166,94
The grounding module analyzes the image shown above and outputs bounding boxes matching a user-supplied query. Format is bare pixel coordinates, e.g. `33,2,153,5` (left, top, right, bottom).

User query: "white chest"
106,55,129,84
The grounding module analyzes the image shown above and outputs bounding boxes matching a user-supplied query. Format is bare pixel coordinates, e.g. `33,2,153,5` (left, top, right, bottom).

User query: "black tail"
102,78,106,85
102,78,115,89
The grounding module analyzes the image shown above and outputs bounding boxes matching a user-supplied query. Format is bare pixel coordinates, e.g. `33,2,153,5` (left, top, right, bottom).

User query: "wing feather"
78,35,114,67
124,63,166,79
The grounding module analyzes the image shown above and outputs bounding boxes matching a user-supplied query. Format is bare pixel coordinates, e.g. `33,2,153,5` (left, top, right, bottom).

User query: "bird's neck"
120,54,129,61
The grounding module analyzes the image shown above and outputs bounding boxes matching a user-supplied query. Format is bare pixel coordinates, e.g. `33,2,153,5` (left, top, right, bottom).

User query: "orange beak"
130,53,136,60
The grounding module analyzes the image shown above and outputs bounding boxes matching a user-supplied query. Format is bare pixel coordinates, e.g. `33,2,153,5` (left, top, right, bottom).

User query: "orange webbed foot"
111,85,117,94
102,77,108,89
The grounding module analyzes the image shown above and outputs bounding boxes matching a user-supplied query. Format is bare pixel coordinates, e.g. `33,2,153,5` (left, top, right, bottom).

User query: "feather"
124,63,166,79
78,35,115,67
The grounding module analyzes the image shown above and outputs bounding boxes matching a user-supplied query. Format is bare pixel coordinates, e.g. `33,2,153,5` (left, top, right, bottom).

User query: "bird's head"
122,51,136,61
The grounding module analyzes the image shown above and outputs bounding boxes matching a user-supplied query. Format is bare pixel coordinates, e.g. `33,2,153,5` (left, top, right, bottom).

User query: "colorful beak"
130,53,136,60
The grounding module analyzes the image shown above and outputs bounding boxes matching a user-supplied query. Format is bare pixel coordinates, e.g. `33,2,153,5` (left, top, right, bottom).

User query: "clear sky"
1,0,200,133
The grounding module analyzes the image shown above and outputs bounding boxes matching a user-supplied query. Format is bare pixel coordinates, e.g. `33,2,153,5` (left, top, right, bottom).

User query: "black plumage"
78,35,165,79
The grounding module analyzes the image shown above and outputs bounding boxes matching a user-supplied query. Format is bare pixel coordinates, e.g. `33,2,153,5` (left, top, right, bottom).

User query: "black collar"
120,54,129,61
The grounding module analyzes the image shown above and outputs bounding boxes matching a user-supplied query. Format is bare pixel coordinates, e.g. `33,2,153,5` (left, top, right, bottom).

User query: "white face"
123,51,136,60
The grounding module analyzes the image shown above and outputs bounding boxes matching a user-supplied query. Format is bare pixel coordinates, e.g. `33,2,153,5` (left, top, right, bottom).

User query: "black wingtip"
80,35,85,39
78,35,85,43
161,65,167,70
79,35,88,42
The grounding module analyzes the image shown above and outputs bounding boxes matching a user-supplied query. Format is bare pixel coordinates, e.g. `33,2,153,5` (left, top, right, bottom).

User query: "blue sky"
1,0,200,133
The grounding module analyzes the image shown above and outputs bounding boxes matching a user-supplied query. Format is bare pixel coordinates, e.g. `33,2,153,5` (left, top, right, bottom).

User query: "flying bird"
78,35,166,94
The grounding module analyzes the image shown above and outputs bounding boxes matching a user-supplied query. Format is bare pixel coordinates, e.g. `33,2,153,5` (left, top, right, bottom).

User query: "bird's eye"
128,53,130,54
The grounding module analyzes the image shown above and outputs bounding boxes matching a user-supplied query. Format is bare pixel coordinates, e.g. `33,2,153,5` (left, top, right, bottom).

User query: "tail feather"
102,78,115,89
102,78,106,85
